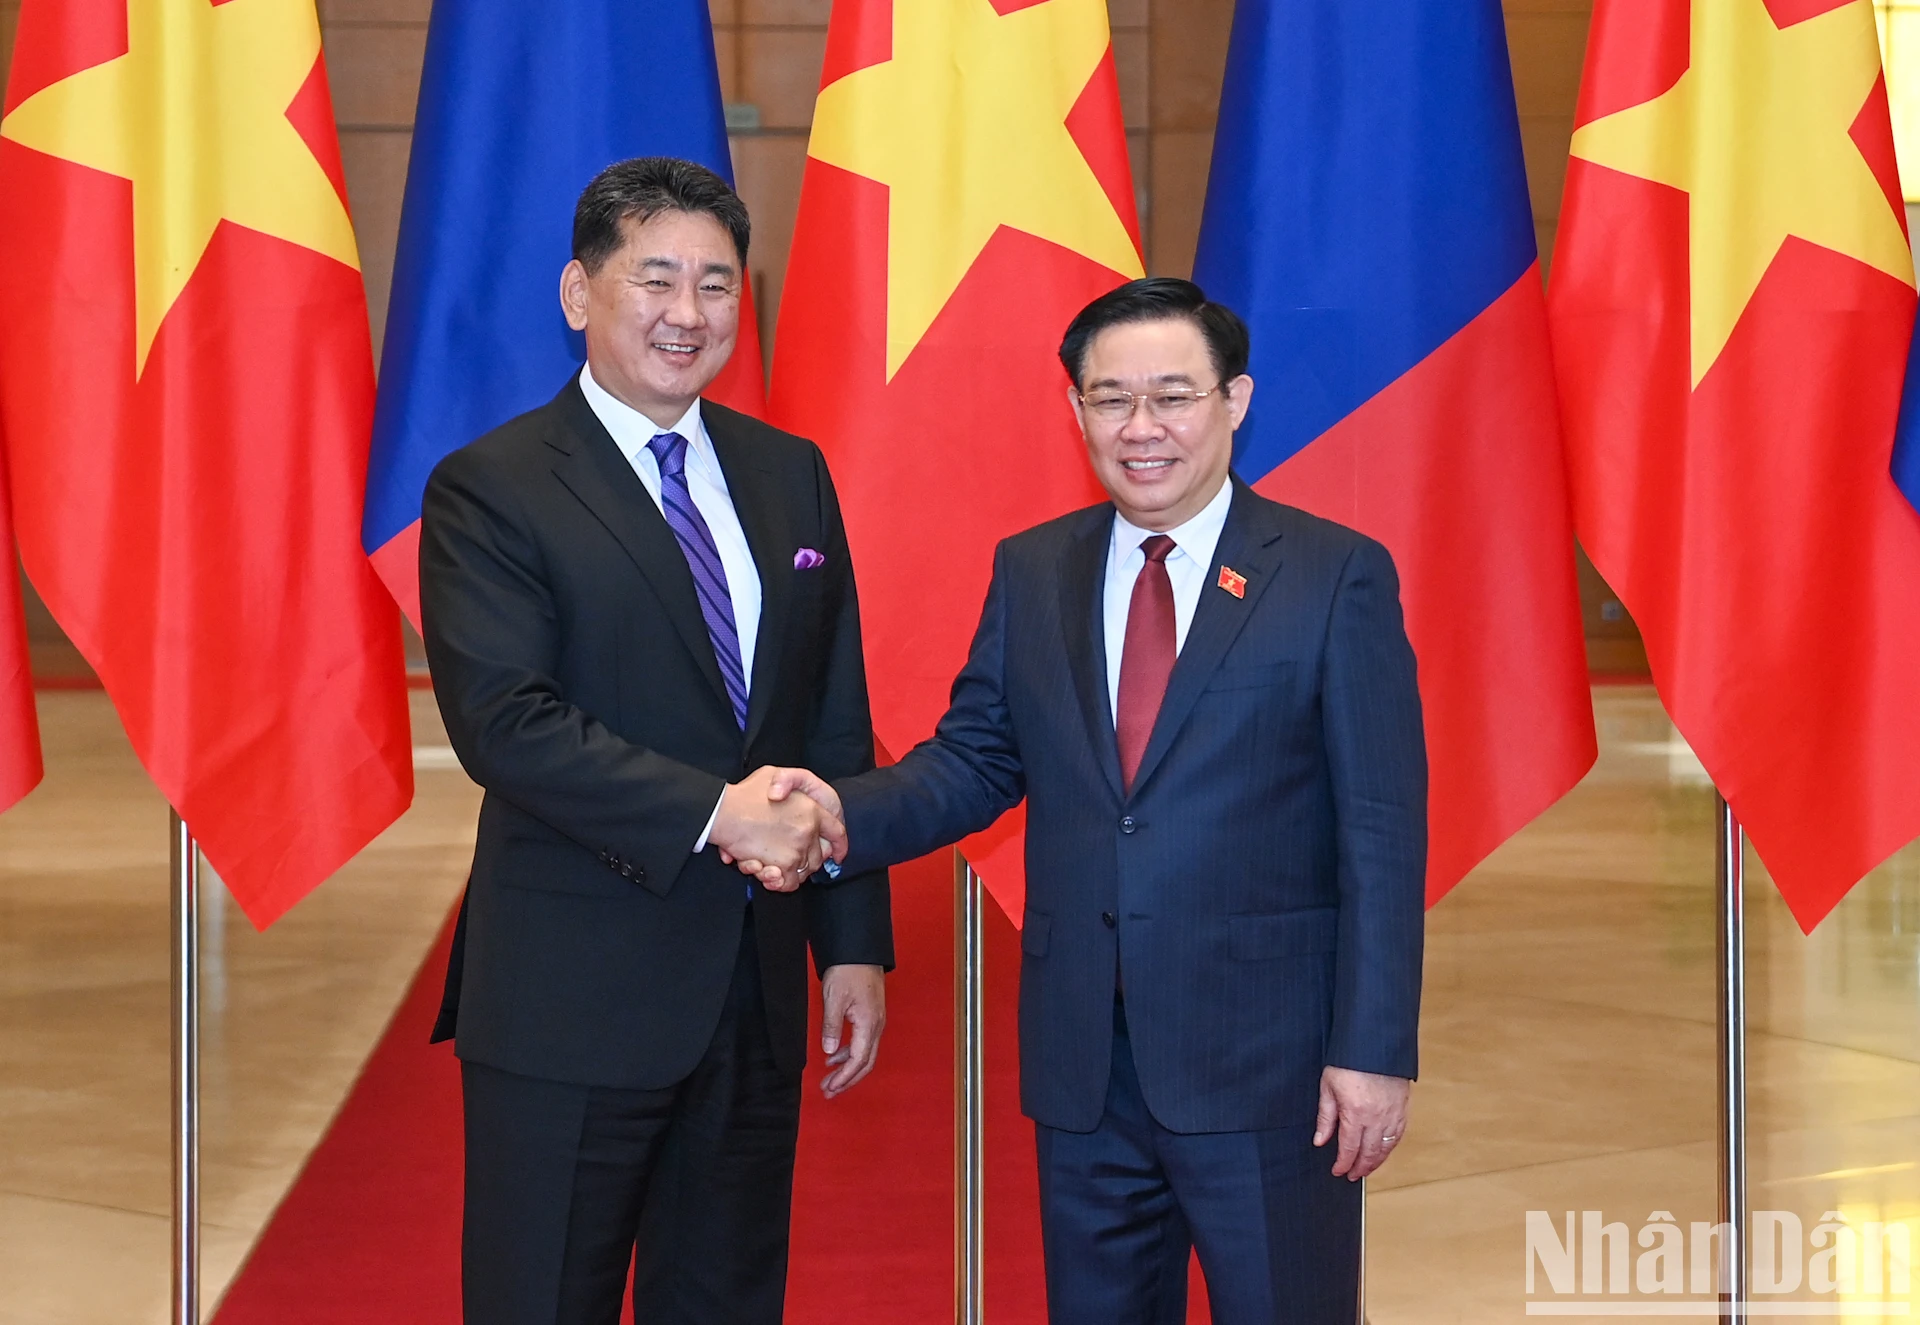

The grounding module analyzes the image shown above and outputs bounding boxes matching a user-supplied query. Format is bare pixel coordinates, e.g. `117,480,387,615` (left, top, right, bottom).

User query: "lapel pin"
1217,566,1247,599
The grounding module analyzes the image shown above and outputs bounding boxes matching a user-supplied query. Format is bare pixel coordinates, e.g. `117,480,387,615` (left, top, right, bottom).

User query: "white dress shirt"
580,364,762,851
1103,476,1234,722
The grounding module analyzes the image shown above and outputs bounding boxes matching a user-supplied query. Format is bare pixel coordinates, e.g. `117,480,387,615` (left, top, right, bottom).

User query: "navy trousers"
1034,1002,1362,1325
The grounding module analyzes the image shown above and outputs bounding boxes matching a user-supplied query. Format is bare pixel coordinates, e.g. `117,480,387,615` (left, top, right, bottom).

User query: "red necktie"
1116,534,1177,793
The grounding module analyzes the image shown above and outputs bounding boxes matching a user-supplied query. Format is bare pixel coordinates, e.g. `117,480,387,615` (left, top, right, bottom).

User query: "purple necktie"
647,432,748,729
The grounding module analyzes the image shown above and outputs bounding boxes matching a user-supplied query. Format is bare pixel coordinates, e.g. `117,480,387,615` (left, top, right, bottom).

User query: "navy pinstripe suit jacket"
837,477,1426,1134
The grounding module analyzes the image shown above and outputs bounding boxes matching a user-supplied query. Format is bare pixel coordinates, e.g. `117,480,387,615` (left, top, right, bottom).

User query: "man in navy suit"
742,277,1426,1323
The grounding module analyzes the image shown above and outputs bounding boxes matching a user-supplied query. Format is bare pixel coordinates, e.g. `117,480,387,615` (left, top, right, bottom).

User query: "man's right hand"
709,766,847,891
718,768,847,888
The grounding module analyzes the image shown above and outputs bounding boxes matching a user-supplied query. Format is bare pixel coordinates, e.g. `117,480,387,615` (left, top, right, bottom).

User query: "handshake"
708,765,847,891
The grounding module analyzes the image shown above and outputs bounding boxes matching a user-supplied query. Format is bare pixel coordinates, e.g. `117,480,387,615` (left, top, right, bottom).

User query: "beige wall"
1141,0,1231,276
4,0,1640,668
712,0,831,352
1501,0,1647,670
0,2,17,95
319,0,430,359
5,0,40,654
1509,0,1594,272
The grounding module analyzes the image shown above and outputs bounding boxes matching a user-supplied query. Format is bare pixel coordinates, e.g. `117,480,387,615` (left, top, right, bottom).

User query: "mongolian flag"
1550,0,1920,929
1191,0,1597,902
770,0,1144,918
0,0,413,925
1896,314,1920,516
363,0,763,629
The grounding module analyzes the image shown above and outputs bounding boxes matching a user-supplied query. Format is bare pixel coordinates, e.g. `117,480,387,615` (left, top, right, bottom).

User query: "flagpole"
1714,793,1747,1323
1357,1180,1370,1323
954,852,984,1325
170,810,201,1325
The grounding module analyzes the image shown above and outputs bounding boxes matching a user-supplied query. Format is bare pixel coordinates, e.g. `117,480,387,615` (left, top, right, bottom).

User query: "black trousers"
1034,1001,1362,1325
461,918,802,1325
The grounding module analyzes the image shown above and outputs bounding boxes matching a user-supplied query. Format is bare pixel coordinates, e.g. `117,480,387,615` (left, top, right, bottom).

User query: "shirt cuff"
693,788,725,854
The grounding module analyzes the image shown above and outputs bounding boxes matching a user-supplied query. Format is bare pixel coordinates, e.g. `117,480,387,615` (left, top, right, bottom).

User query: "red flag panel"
0,2,411,924
1550,0,1920,929
770,0,1142,921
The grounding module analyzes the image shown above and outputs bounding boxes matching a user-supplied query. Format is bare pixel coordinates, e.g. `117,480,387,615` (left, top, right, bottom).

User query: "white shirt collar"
1110,475,1234,564
579,362,706,467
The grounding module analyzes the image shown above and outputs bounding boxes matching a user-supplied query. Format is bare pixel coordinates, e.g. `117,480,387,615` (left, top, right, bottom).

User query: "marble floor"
1,686,1916,1322
0,688,479,1324
1366,693,1920,1322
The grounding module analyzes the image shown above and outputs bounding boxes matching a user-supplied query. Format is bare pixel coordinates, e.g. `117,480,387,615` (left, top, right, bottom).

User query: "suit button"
1101,911,1115,929
635,867,646,883
620,864,634,879
1119,816,1137,834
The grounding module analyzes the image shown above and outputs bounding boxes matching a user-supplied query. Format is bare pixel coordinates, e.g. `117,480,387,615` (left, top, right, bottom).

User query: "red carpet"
211,904,467,1322
212,850,1207,1322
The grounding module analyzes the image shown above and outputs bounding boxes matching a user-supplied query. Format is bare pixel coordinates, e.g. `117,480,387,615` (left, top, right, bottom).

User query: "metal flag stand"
1715,794,1747,1323
955,853,985,1325
170,810,202,1325
1356,1182,1367,1324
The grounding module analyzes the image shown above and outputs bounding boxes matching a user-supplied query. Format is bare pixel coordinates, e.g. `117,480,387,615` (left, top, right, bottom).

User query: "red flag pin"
1217,566,1247,599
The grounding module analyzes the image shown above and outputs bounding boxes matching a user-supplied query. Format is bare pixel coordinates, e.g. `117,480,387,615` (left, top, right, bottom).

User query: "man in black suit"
420,157,892,1325
742,279,1426,1323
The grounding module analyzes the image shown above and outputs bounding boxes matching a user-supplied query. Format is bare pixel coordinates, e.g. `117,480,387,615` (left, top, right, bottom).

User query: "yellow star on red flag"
0,0,360,377
806,0,1144,380
1569,0,1912,386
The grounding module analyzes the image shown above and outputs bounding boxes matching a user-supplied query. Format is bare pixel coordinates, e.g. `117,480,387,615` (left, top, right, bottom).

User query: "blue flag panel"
364,0,736,555
1191,0,1537,481
1895,328,1920,515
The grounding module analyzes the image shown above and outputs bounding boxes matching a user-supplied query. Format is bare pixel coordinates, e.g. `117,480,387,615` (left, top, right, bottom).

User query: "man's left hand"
819,964,886,1099
1313,1066,1410,1180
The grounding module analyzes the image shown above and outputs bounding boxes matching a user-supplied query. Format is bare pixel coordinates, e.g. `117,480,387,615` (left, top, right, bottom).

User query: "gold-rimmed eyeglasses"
1077,383,1226,424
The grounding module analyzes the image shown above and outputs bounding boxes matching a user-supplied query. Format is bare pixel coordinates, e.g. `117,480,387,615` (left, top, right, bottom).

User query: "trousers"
460,916,801,1325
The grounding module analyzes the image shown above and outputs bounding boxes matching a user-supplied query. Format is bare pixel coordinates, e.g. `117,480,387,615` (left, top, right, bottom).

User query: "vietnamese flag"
0,0,413,925
1549,0,1920,929
770,0,1143,919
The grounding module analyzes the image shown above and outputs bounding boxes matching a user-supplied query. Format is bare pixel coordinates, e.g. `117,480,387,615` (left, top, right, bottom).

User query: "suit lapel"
1127,481,1286,799
705,406,793,750
1058,507,1125,802
547,381,734,720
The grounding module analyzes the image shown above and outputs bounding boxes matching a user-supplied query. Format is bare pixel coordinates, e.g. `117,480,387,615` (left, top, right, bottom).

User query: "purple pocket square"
793,548,827,570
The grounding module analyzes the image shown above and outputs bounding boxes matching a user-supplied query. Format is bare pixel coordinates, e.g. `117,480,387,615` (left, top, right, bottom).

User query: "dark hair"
572,157,751,274
1057,277,1250,389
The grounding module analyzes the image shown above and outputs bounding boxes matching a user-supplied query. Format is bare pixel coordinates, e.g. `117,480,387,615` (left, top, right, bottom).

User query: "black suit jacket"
837,480,1424,1133
420,377,893,1090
